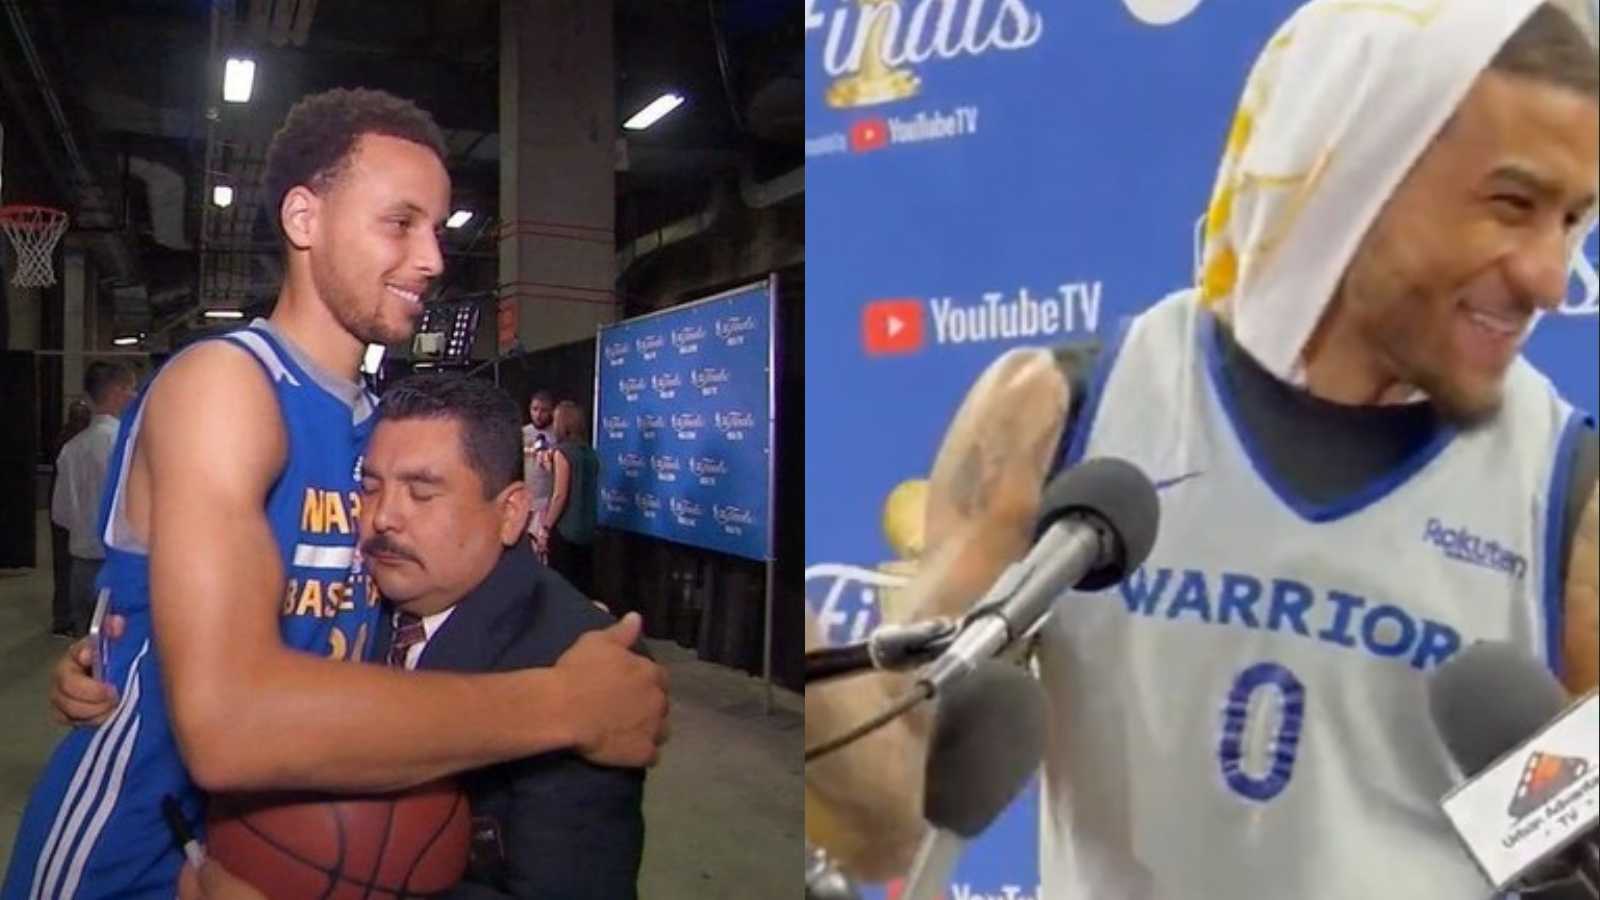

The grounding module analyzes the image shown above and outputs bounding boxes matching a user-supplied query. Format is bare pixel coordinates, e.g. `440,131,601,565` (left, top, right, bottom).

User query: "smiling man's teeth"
1466,309,1518,337
386,285,421,304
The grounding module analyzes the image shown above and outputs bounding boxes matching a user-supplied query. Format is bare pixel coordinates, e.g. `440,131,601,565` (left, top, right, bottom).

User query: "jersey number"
1218,662,1305,802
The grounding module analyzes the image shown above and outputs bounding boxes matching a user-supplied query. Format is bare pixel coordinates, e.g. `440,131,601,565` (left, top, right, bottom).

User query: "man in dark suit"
355,373,648,899
372,543,645,898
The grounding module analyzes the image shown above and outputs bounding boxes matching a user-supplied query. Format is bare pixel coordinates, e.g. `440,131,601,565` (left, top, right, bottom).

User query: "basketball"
205,778,471,899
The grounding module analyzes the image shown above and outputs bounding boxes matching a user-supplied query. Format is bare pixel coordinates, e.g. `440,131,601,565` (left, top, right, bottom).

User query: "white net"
0,206,69,288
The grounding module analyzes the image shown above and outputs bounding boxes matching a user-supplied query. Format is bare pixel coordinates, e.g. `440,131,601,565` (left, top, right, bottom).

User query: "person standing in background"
48,399,94,637
523,390,557,555
537,401,599,598
50,362,136,636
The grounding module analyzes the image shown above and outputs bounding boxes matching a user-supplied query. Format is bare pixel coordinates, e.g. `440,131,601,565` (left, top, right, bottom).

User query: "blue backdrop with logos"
594,279,774,561
804,1,1599,897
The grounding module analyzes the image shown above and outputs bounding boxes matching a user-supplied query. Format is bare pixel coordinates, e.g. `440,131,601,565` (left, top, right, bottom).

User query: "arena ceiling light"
446,210,473,229
212,185,234,208
112,336,140,347
623,93,685,130
223,58,255,103
203,309,245,320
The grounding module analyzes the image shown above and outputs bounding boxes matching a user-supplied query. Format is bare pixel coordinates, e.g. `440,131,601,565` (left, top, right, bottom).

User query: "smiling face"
302,133,451,346
1328,71,1598,424
358,415,528,617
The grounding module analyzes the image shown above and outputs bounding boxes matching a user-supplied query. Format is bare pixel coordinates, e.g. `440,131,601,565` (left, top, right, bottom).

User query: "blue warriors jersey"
3,321,381,899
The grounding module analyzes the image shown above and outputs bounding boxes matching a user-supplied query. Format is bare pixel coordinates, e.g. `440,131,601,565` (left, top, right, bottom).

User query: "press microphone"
902,659,1047,900
1428,642,1600,896
803,618,959,685
805,843,861,900
919,457,1159,694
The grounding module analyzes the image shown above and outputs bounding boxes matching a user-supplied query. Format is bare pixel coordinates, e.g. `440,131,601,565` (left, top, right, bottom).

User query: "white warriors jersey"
1034,292,1586,900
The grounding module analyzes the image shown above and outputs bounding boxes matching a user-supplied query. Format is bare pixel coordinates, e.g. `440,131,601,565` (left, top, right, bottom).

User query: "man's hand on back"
553,612,669,767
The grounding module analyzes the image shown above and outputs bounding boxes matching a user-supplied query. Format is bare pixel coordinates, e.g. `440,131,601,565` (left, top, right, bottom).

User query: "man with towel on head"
804,0,1600,897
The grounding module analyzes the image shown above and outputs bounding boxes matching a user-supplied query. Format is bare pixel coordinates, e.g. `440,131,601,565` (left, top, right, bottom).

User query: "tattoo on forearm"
948,439,1006,518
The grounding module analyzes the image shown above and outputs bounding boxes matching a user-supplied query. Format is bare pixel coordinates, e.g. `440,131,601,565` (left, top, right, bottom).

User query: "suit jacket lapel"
415,545,541,672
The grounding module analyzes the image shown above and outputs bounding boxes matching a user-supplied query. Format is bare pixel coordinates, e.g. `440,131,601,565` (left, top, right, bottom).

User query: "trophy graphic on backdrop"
825,0,922,108
803,477,928,646
874,478,927,624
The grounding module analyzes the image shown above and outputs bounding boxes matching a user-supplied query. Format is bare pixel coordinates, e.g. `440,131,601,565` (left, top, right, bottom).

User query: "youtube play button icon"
862,299,924,356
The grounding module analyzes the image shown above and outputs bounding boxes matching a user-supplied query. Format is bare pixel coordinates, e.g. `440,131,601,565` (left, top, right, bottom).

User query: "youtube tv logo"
849,118,890,153
862,299,924,356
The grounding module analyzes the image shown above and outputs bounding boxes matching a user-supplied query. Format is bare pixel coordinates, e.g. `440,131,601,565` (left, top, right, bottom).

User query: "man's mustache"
363,535,420,564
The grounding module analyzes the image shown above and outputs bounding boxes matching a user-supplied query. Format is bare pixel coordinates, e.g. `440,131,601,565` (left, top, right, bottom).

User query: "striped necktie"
388,612,426,668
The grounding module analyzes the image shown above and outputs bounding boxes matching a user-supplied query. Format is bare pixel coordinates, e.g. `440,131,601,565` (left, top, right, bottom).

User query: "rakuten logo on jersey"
862,299,925,355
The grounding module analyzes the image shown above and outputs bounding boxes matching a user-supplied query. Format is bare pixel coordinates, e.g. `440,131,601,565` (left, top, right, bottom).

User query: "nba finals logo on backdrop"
617,452,645,478
690,455,728,486
806,562,898,645
691,366,731,396
1561,226,1598,316
651,371,681,399
807,0,1043,107
713,504,757,535
715,410,755,440
636,492,662,519
805,0,1041,158
651,454,682,483
670,497,704,527
634,333,665,359
671,412,705,440
716,314,758,346
672,324,706,354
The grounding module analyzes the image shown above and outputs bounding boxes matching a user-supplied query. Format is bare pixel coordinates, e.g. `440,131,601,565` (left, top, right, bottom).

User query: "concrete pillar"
62,247,86,405
499,0,617,353
5,281,41,351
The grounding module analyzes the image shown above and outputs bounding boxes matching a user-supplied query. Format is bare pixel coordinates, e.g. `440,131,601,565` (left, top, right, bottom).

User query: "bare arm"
141,345,660,794
804,347,1071,879
1562,483,1598,696
544,448,571,530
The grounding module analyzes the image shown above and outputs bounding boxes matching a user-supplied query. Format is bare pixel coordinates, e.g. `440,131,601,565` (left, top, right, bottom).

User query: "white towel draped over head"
1194,0,1585,384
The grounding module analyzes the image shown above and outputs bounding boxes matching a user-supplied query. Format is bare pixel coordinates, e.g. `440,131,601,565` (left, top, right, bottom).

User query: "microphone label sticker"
1439,692,1600,889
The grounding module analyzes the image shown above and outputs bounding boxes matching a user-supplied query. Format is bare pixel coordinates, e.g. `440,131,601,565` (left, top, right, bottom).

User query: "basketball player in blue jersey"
806,2,1598,898
4,88,668,900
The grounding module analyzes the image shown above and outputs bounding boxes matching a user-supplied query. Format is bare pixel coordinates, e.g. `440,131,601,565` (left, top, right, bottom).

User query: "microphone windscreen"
1427,641,1568,776
1034,456,1160,590
923,660,1047,838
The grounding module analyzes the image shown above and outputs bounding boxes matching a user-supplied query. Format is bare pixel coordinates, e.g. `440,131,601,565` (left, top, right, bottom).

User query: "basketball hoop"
0,205,69,288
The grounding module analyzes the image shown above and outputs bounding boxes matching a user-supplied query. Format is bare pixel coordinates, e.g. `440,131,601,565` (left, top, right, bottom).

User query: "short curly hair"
262,88,448,240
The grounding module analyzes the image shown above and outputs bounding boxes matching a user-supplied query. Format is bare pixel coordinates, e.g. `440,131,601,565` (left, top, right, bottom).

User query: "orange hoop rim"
0,204,69,229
